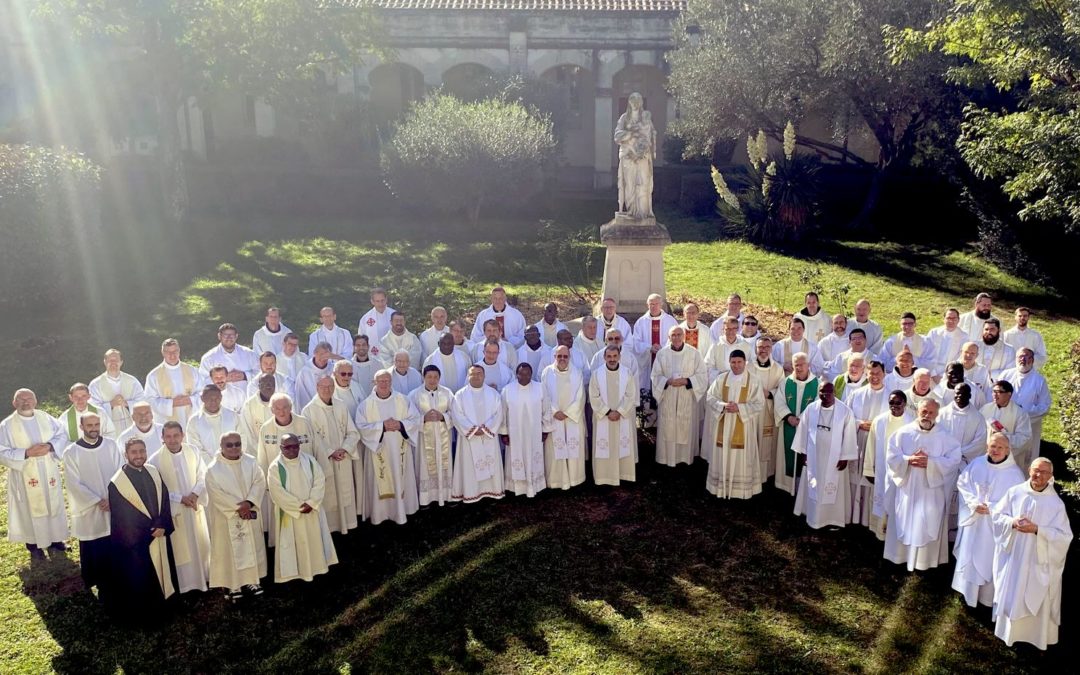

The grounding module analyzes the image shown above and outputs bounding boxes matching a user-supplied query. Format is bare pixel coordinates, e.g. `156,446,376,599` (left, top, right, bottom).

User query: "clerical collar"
606,365,619,371
757,359,771,367
492,305,506,313
649,313,662,319
425,386,438,392
988,454,1007,465
527,344,542,351
376,393,392,400
77,437,103,449
672,345,683,352
265,324,281,333
320,398,333,406
124,464,145,473
801,307,820,317
106,373,122,381
355,357,370,363
276,416,293,426
165,362,182,370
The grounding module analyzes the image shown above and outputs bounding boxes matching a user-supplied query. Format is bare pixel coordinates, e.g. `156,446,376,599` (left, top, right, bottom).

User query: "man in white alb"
795,291,830,344
302,376,361,534
379,311,422,368
517,325,553,383
89,349,144,436
999,348,1051,467
199,323,259,407
980,380,1032,468
926,308,968,378
267,433,338,583
537,302,567,348
357,287,396,362
471,286,527,348
709,293,746,341
977,318,1016,380
958,292,996,337
148,421,211,593
63,412,123,591
705,316,751,382
204,432,267,601
144,338,201,423
118,402,163,452
309,307,352,361
186,384,240,463
542,346,587,490
252,306,291,355
883,399,962,571
419,306,451,363
589,346,638,486
772,317,825,377
881,313,935,372
847,298,884,353
424,333,470,393
295,342,335,412
451,365,505,503
705,349,763,499
817,314,850,365
597,297,635,353
652,326,708,467
1003,306,1047,370
632,293,677,392
792,382,858,529
356,370,421,525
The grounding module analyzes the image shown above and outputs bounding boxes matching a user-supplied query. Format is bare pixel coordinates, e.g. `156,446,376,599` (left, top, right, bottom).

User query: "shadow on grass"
776,240,1073,318
14,443,1077,673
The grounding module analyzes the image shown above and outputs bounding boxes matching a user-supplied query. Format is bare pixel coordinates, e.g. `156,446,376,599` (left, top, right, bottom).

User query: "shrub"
381,95,557,225
711,125,821,244
0,144,102,307
1058,341,1080,498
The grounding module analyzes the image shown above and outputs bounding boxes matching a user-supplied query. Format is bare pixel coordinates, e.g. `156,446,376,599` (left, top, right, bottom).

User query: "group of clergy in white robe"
1,287,1068,649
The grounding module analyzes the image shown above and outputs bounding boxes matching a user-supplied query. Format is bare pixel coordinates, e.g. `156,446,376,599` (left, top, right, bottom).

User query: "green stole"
783,377,819,476
65,404,100,441
833,375,847,401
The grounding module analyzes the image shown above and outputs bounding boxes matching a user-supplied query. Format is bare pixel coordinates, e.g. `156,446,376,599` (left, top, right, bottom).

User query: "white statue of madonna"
613,92,657,220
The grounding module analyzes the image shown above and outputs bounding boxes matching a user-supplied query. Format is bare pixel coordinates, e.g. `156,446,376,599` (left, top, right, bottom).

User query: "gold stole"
153,446,201,566
99,375,137,424
716,375,749,449
156,365,196,421
367,395,409,500
111,465,176,599
8,412,63,518
417,389,451,481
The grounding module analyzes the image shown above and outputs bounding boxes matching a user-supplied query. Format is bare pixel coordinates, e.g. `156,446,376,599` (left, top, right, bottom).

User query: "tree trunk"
849,166,886,229
155,89,189,223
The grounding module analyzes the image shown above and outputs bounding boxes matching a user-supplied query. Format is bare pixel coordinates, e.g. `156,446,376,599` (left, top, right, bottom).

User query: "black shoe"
227,590,243,603
29,549,46,562
48,542,67,553
243,584,264,596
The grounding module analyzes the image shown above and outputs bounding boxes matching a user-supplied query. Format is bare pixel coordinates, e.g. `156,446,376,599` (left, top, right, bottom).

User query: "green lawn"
0,205,1076,672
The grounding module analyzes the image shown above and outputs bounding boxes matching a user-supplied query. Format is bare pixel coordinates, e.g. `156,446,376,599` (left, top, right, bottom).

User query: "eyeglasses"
281,443,301,450
222,442,242,448
743,321,758,326
339,372,354,377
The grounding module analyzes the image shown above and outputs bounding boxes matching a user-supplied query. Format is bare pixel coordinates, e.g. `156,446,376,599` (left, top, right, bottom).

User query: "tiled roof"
326,0,685,11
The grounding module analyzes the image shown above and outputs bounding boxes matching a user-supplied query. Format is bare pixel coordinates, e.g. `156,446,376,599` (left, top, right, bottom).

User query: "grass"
0,203,1077,672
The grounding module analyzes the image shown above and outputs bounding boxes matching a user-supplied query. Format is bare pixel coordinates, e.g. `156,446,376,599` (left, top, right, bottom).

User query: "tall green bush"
381,95,557,225
0,144,102,306
1058,341,1080,497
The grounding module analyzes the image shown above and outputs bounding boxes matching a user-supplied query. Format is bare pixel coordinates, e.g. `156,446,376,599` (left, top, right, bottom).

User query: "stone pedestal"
596,213,671,315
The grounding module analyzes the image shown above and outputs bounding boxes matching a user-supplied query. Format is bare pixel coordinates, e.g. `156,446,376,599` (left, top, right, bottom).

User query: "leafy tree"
668,0,961,225
381,95,557,225
890,0,1080,232
31,0,382,220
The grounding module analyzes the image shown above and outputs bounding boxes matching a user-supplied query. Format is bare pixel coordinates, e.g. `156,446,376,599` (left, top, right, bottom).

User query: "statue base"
596,212,672,315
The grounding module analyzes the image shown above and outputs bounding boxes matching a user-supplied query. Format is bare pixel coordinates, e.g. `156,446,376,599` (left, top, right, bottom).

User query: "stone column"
593,89,614,189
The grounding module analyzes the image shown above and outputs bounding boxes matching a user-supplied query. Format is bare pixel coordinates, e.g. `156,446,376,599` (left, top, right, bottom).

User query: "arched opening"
368,62,426,126
540,64,596,180
442,63,495,102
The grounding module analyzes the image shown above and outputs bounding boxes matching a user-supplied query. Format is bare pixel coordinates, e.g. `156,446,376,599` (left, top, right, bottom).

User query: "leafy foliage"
381,95,557,225
669,0,963,224
890,0,1080,231
0,144,102,306
1059,341,1080,497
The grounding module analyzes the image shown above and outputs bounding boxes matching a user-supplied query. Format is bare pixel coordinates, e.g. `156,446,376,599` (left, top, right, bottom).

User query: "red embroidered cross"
28,478,38,487
49,478,57,487
366,317,376,326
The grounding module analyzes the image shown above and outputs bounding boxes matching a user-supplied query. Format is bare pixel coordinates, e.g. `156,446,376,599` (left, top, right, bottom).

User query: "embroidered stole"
366,395,410,500
716,374,749,449
783,377,819,476
417,389,452,480
8,413,62,518
154,446,201,566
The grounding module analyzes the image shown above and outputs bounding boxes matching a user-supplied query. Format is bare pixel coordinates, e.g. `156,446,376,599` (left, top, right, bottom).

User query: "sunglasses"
339,372,354,376
223,442,242,449
743,322,758,327
281,443,301,450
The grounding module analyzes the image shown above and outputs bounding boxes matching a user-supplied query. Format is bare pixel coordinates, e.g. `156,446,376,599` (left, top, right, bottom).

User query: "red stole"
685,327,699,349
651,318,661,363
495,315,505,339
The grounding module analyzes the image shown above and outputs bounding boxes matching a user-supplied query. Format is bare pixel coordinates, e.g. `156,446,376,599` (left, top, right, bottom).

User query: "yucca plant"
712,122,821,244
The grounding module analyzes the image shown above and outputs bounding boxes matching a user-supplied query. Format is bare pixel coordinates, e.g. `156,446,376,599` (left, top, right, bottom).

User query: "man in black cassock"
106,438,178,621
